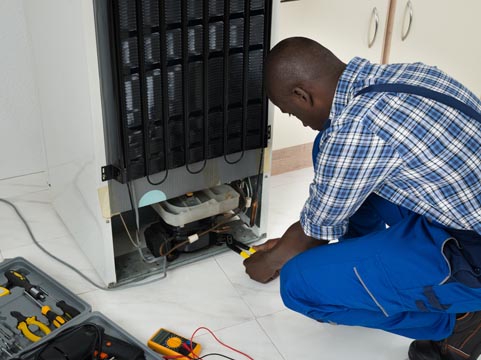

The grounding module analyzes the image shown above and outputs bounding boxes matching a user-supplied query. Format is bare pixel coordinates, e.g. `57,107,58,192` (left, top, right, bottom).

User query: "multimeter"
148,328,202,359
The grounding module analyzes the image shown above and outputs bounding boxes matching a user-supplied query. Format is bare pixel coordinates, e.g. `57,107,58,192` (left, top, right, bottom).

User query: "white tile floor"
0,168,412,359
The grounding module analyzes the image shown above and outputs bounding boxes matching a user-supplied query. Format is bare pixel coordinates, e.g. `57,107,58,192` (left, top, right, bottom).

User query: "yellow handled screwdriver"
4,270,46,301
39,305,66,328
25,292,66,328
224,234,257,259
56,300,81,319
0,287,9,297
40,305,67,328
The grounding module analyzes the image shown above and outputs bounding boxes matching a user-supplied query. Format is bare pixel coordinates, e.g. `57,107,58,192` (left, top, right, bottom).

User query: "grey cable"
0,198,167,291
126,181,165,264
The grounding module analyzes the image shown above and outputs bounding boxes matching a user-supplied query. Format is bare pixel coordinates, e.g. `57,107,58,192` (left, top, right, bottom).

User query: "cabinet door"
272,0,390,150
389,0,481,97
276,0,390,63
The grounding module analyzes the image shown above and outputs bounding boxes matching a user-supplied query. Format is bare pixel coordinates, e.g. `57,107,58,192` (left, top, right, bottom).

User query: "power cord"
125,182,165,264
0,198,168,291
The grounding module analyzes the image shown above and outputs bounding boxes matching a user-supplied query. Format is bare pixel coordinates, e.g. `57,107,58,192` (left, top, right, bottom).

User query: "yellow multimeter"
148,328,202,360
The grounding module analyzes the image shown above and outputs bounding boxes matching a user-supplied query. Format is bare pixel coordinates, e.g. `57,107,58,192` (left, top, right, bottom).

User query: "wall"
271,1,316,151
271,0,390,151
0,1,46,180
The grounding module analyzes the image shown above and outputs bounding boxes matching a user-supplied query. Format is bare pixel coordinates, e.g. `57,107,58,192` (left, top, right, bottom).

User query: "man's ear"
292,87,313,106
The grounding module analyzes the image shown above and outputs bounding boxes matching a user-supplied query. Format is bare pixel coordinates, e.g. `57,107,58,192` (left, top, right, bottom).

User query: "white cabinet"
273,0,391,150
388,0,481,97
277,0,390,63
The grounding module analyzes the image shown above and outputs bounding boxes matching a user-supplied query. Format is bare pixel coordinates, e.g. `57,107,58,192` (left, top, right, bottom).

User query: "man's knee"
280,258,332,322
279,257,308,313
279,258,297,309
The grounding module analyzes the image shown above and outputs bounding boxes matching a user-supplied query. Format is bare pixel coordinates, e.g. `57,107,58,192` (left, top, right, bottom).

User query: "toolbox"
0,257,162,359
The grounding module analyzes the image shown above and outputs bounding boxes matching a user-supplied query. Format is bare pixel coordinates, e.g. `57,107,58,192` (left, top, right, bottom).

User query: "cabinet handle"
401,0,413,41
368,7,379,48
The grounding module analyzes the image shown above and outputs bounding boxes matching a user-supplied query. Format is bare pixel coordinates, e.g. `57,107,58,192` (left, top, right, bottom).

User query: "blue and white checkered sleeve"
300,120,402,240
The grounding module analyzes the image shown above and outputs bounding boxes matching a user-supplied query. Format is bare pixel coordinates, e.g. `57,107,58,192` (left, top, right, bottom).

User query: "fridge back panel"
99,0,272,182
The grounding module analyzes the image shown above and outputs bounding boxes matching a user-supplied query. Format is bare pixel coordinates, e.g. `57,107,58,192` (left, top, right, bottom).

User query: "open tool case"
0,257,161,359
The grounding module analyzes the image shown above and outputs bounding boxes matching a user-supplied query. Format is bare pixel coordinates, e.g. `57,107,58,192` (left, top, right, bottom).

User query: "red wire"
161,341,199,360
182,343,200,359
189,326,254,360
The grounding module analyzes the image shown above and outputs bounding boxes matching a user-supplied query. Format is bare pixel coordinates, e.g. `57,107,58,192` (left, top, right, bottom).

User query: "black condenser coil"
109,0,272,182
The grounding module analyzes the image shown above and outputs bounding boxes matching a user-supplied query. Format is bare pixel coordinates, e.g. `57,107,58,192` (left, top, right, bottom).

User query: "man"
244,37,481,360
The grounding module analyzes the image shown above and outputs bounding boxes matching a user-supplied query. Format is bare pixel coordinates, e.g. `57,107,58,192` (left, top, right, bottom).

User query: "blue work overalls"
280,84,481,340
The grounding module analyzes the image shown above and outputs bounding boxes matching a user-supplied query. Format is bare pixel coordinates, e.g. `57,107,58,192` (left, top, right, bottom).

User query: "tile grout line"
0,188,50,201
213,256,257,319
0,171,46,182
254,316,288,360
213,256,288,359
191,321,285,360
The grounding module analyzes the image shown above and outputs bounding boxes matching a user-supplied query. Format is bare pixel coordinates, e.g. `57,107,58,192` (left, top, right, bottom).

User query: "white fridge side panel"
24,0,116,285
0,1,46,179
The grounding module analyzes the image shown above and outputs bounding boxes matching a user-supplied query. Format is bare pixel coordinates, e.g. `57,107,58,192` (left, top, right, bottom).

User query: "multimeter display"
148,328,201,359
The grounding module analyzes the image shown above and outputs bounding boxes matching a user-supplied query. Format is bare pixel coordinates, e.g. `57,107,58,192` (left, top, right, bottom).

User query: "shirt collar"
328,57,372,121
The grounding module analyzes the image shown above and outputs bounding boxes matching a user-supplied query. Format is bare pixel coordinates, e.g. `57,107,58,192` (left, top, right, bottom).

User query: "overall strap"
355,83,481,123
313,83,481,166
312,131,323,165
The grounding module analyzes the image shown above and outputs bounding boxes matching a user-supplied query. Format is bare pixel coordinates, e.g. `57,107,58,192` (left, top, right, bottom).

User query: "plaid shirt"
300,57,481,240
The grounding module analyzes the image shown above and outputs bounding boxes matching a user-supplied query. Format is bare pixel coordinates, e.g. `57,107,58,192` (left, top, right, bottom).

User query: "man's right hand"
243,238,283,283
243,247,282,283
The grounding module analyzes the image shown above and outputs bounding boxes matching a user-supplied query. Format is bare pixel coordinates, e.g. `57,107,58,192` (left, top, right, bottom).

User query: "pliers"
10,311,51,342
223,234,257,259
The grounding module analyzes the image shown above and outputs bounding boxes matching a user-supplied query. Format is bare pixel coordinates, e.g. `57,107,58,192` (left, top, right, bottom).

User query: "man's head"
265,37,346,131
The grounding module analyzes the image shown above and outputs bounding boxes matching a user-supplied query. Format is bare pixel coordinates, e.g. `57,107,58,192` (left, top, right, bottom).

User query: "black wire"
224,150,245,165
147,169,169,185
186,159,208,174
197,353,237,360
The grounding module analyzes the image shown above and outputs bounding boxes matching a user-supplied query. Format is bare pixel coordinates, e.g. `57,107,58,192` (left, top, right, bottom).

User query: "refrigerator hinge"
101,165,125,182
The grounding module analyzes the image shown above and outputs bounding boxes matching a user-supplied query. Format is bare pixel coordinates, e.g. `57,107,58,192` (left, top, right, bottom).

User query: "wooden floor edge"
271,142,313,176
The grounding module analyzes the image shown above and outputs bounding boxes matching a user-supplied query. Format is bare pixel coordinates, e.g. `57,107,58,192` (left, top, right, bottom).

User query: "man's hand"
243,247,281,283
243,221,327,283
252,238,280,252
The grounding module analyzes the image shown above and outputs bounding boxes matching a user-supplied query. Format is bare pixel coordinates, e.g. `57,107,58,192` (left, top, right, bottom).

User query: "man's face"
274,94,330,132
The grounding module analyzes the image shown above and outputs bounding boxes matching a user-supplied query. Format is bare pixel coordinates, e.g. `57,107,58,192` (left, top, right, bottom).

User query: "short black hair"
265,37,344,100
